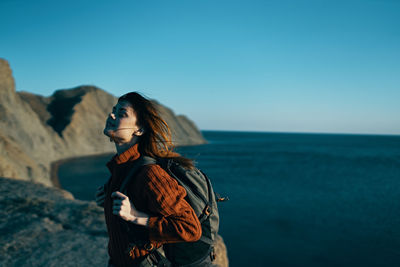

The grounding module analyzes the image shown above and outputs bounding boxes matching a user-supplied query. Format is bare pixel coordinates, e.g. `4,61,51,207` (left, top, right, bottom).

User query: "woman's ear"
132,128,145,136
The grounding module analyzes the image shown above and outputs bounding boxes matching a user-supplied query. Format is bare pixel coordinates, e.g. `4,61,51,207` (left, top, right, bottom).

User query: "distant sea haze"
58,130,400,267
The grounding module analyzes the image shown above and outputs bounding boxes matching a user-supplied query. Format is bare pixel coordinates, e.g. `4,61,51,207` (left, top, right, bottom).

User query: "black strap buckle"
145,248,171,267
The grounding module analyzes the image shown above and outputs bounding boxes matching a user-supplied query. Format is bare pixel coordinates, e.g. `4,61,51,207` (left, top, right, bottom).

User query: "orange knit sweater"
104,144,202,266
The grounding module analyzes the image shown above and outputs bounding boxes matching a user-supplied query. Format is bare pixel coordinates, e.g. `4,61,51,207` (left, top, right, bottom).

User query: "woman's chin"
103,128,114,137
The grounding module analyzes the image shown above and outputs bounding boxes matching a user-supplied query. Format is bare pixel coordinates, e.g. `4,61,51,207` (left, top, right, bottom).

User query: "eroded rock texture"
0,177,228,267
0,58,206,186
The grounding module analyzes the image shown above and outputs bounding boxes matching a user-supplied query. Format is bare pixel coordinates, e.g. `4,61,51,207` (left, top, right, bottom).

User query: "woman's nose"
109,112,116,120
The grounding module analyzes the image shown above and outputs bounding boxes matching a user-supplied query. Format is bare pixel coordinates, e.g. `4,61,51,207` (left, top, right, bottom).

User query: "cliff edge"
0,177,228,266
0,58,206,186
0,59,228,266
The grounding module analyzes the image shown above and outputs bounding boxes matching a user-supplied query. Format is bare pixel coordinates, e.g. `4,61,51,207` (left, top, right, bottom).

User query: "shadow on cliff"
46,87,92,137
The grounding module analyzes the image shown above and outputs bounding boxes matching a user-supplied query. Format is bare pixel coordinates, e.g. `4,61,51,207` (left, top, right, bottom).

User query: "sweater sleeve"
140,165,202,243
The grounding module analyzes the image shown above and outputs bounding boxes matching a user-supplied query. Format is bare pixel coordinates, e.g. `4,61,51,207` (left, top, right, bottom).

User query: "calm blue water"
58,131,400,267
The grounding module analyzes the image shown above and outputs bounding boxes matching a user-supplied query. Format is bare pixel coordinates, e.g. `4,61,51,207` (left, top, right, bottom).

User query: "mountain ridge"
0,58,206,186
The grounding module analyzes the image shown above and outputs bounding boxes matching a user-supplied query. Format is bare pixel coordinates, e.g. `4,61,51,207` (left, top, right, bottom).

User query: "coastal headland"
0,59,228,266
0,58,206,186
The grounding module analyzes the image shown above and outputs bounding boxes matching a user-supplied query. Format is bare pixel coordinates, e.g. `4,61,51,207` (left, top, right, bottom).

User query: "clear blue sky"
1,0,399,135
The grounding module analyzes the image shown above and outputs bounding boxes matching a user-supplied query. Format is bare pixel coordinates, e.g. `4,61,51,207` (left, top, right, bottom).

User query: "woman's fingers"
96,192,105,198
113,206,119,212
95,190,104,197
110,191,137,221
113,206,123,215
94,190,133,213
95,191,105,199
95,185,106,206
97,185,104,191
96,194,105,202
111,191,127,199
134,248,141,258
112,199,122,207
112,197,131,217
96,198,104,205
95,193,104,203
96,198,105,207
95,185,105,197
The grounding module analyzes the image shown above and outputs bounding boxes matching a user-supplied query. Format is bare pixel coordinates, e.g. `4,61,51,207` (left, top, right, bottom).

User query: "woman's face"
103,100,143,143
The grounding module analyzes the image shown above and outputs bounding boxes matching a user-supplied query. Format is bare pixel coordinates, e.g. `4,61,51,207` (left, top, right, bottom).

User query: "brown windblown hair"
118,92,194,169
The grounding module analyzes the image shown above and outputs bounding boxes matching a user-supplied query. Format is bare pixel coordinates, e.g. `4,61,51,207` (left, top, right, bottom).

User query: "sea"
57,130,400,267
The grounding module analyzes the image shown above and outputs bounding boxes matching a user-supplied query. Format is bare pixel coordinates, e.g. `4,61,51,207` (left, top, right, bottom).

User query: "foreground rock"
0,58,206,186
0,59,227,266
0,177,107,266
0,177,228,267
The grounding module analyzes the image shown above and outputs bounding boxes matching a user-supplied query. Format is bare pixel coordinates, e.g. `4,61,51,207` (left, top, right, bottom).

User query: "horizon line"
200,129,400,137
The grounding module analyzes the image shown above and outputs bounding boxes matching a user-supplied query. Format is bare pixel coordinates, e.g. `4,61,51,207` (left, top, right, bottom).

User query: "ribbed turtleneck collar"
106,143,141,171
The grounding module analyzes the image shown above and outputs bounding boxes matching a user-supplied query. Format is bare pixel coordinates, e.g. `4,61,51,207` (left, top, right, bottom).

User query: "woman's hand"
95,185,106,207
111,191,150,227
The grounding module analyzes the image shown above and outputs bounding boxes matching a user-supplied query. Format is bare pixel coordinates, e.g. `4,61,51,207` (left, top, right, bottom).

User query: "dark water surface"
58,131,400,267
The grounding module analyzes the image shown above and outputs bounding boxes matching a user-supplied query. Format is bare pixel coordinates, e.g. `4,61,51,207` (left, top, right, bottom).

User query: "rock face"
0,177,106,266
0,60,62,186
0,177,228,267
0,58,206,186
0,59,228,266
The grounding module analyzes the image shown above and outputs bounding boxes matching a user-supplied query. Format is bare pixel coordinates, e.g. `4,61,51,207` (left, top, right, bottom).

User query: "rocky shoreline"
0,176,108,266
0,58,228,266
0,58,207,186
0,176,228,267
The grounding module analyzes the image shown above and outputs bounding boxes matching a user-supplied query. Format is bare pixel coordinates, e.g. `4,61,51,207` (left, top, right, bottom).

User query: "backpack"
120,156,225,266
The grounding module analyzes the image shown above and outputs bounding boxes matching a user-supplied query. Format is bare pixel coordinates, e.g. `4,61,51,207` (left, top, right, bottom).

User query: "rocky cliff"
0,58,206,186
0,59,228,266
0,177,228,266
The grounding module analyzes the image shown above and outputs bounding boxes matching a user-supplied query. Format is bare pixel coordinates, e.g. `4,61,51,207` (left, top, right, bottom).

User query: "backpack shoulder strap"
119,156,157,194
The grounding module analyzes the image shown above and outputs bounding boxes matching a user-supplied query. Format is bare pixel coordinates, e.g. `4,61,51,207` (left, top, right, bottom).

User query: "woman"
95,92,206,267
